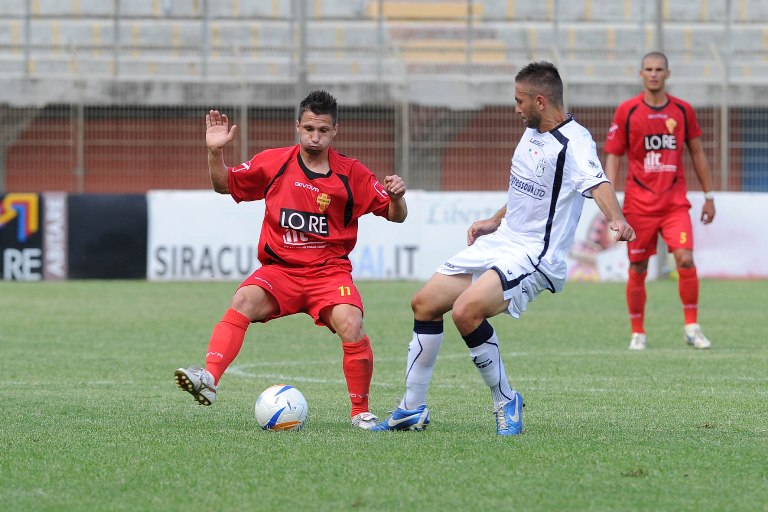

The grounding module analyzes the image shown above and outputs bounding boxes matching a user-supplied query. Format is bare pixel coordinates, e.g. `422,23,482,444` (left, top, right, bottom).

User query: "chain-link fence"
1,0,767,193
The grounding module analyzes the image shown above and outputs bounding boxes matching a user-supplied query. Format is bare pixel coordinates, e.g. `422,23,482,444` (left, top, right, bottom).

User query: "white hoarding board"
352,191,506,280
148,190,768,281
148,190,264,281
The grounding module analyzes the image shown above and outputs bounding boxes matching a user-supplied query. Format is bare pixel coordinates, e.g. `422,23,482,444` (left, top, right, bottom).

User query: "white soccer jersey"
502,116,608,285
438,116,608,316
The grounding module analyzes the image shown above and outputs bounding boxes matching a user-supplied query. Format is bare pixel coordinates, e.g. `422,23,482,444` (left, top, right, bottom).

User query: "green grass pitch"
2,279,767,511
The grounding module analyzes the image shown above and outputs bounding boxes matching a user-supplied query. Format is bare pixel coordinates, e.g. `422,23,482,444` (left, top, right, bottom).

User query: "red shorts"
238,264,364,329
625,208,694,263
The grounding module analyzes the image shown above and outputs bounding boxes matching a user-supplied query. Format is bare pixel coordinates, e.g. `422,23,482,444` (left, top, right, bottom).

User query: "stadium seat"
0,19,23,46
366,1,483,20
0,0,25,16
1,0,768,85
30,0,113,17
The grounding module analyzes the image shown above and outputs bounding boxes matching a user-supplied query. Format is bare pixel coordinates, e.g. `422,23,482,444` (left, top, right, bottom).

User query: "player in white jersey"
372,61,635,435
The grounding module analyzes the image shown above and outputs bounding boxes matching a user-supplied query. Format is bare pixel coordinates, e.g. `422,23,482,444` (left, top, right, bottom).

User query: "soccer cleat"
370,404,430,431
684,323,712,349
628,332,647,350
174,365,217,405
495,392,524,436
351,412,379,430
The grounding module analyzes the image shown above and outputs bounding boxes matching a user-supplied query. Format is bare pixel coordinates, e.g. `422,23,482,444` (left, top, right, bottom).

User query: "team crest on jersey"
665,118,677,134
317,193,331,212
535,159,546,177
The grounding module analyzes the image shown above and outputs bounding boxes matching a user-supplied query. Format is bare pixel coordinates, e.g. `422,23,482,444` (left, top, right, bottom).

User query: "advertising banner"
67,195,147,279
147,190,507,281
148,190,264,281
42,192,68,281
1,193,44,281
570,192,768,280
148,190,768,282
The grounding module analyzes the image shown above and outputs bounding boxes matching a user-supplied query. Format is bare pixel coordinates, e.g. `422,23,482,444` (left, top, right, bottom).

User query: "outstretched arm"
687,137,716,224
590,182,636,242
384,174,407,223
206,110,238,194
467,205,506,246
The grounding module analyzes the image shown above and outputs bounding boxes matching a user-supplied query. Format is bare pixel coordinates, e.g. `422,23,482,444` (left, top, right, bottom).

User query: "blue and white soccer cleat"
494,392,523,436
370,404,430,431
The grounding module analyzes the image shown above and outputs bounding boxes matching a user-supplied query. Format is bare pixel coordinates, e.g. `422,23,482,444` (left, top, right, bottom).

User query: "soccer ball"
254,384,308,431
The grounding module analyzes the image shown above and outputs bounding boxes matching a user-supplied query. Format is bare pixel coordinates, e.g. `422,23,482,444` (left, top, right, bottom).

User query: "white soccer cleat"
628,332,647,350
174,365,217,405
684,323,712,349
351,412,379,430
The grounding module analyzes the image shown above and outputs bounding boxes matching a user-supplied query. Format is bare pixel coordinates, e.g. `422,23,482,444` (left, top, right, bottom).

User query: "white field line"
8,348,768,391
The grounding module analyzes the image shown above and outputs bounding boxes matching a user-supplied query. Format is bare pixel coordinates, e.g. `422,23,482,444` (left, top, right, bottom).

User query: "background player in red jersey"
604,51,716,351
175,90,407,429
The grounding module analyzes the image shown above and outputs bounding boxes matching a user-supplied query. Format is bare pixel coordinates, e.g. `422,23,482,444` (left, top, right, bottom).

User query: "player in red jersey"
604,52,716,350
175,90,408,429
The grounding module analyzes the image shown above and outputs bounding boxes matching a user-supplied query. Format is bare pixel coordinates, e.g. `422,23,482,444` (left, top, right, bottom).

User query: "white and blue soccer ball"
254,384,309,431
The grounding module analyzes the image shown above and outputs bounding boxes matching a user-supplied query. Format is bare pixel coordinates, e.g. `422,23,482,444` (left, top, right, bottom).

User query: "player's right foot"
628,332,647,350
370,404,430,431
684,323,712,349
174,365,217,405
495,391,523,436
351,412,379,430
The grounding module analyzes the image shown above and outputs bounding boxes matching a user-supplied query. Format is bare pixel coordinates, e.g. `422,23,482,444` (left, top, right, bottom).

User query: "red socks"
342,336,373,417
202,310,376,418
626,269,647,333
626,266,699,332
205,309,251,384
677,266,699,324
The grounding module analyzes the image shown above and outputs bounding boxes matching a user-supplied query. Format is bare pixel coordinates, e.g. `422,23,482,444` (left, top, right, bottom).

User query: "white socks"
400,330,442,409
398,320,516,410
468,331,515,405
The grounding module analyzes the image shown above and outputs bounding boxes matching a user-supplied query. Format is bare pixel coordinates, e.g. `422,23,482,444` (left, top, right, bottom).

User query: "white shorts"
436,230,559,318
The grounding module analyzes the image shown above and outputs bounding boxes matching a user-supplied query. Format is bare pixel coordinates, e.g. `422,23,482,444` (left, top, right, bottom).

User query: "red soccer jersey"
228,145,391,270
604,93,701,216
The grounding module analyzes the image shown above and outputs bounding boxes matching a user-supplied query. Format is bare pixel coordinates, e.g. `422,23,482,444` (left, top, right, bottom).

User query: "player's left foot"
370,404,430,431
174,365,217,405
684,323,712,349
495,392,524,436
351,412,379,429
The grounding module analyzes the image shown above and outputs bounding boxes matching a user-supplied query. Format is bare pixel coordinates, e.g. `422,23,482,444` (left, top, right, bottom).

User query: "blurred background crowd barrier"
1,0,767,194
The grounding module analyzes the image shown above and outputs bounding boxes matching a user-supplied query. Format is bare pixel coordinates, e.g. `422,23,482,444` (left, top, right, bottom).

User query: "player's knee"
451,301,481,333
230,289,251,312
676,255,695,268
336,315,365,341
411,290,430,317
410,292,441,320
230,287,271,321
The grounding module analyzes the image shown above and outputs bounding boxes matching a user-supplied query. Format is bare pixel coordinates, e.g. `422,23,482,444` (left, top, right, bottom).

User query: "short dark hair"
298,90,338,125
641,51,668,69
515,61,564,108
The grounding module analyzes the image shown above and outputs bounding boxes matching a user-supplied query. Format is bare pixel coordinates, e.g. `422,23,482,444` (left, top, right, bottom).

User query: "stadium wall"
2,190,766,282
1,105,760,193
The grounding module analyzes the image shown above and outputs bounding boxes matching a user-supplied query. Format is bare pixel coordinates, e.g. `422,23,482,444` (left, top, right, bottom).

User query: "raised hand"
206,110,238,150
